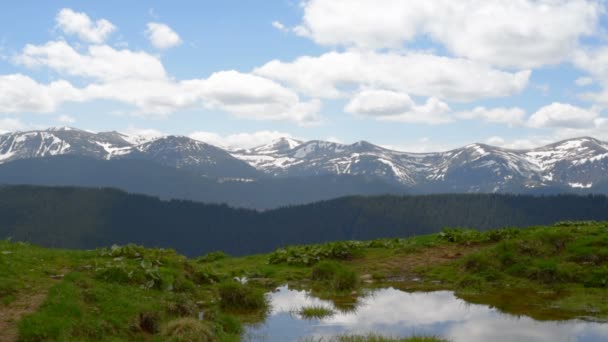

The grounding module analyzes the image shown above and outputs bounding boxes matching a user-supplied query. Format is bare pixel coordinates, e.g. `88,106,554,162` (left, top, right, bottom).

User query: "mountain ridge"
1,127,608,195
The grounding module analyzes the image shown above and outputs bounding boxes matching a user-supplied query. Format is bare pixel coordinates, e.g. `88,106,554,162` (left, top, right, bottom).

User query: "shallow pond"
245,286,608,342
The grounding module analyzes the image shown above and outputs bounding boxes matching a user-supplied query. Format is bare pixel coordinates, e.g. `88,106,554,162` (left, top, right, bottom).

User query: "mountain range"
1,127,608,208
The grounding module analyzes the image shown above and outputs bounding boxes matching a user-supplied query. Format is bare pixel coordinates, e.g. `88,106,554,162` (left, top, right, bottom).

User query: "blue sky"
0,0,607,151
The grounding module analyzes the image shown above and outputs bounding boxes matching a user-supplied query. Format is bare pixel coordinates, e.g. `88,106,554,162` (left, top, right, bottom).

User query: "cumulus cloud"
344,89,415,116
575,77,594,87
528,103,599,129
189,130,297,149
457,107,526,127
254,51,530,102
271,21,288,32
16,40,167,82
57,114,76,124
485,136,506,146
345,89,451,124
0,74,82,114
574,48,608,106
56,8,116,43
192,70,322,124
295,0,601,68
145,22,182,49
0,118,27,133
14,38,319,124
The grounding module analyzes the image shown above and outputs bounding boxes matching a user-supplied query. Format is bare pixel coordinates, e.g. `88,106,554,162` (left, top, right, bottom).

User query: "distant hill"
2,185,608,256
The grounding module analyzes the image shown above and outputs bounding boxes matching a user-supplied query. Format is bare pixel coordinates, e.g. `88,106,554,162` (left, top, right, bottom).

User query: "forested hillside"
2,185,608,256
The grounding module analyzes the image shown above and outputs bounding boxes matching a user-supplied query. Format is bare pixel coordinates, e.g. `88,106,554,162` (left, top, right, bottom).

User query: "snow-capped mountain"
1,127,608,193
0,127,131,162
0,127,259,178
233,136,608,192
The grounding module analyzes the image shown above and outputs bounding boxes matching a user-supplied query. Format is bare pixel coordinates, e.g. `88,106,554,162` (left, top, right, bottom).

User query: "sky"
1,0,608,151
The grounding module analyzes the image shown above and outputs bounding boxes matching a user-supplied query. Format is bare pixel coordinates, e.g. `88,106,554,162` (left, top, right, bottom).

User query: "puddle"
245,286,608,342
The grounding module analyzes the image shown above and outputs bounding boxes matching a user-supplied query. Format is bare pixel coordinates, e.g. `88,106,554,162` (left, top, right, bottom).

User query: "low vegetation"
218,281,268,312
2,221,608,340
312,261,359,292
297,305,335,319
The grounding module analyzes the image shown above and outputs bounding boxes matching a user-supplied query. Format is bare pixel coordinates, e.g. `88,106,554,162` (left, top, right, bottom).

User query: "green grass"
297,305,335,319
3,221,608,340
217,281,269,312
425,221,608,319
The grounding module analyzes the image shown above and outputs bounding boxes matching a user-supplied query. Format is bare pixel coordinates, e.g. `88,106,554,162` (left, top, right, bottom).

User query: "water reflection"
246,286,608,342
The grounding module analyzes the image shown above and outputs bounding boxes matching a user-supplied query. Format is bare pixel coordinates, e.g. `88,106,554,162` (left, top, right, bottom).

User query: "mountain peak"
246,137,303,155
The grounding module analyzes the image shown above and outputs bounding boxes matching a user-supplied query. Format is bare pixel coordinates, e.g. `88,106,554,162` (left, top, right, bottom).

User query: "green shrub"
462,254,491,272
268,241,364,266
311,261,358,291
312,261,341,281
486,227,520,242
583,266,608,288
215,313,243,335
197,251,229,263
218,281,268,311
438,228,483,244
193,267,221,285
331,268,359,291
529,259,560,283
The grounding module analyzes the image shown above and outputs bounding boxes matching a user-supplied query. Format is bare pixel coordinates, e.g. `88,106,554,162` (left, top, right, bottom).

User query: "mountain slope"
0,155,400,209
0,127,258,179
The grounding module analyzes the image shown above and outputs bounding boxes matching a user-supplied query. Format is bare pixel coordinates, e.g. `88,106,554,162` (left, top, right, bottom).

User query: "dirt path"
0,290,49,342
354,244,482,279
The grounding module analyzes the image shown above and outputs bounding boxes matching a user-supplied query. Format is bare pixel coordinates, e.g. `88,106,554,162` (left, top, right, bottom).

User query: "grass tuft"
297,305,335,319
161,317,215,342
217,281,268,311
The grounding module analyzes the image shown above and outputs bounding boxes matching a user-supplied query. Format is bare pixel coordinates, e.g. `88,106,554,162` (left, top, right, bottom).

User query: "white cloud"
272,21,288,32
145,22,182,49
0,74,82,113
254,51,530,102
345,89,451,124
485,136,505,146
381,137,456,153
57,114,76,124
189,130,296,149
528,103,598,129
17,41,167,82
56,8,116,44
15,38,319,123
457,106,526,127
344,89,415,116
295,0,602,68
574,48,608,106
191,70,322,125
575,77,594,87
0,118,27,133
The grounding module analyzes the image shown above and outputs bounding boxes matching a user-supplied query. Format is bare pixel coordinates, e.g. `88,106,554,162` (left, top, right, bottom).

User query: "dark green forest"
2,185,608,256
